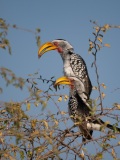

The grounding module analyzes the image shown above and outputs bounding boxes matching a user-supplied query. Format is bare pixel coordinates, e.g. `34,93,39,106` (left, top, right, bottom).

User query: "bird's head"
38,39,74,59
54,76,75,90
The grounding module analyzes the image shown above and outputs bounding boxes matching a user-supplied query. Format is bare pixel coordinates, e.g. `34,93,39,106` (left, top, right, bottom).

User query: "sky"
1,0,120,159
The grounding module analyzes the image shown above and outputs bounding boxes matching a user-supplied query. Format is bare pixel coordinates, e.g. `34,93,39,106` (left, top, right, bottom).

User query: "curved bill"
54,76,73,86
38,42,58,58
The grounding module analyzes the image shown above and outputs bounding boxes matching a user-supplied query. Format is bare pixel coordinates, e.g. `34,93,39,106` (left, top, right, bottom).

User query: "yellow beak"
54,76,73,86
38,42,58,58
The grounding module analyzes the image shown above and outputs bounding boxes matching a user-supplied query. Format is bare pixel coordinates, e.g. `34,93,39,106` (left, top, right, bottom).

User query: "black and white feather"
52,39,92,104
68,88,93,142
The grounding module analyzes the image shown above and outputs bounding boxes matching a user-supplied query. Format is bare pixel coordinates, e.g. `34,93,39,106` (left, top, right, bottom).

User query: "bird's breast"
63,60,75,77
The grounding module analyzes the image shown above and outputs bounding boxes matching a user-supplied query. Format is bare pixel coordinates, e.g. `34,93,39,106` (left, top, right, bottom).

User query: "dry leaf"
54,120,58,126
43,120,48,129
36,89,42,95
31,130,39,137
58,96,62,102
101,92,106,99
34,101,39,107
0,132,2,136
64,95,68,101
101,83,107,89
0,138,4,144
97,44,102,50
104,24,110,30
104,43,110,47
94,26,99,33
31,120,37,128
111,148,116,158
92,86,98,90
111,135,116,139
114,103,120,109
97,37,102,43
26,102,30,111
60,111,66,115
118,141,120,145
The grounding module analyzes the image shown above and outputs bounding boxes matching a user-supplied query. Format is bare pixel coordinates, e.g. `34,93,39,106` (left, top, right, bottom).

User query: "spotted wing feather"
68,89,93,142
69,53,92,97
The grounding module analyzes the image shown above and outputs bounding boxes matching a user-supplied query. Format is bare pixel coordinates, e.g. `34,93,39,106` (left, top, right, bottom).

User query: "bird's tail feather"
93,118,120,132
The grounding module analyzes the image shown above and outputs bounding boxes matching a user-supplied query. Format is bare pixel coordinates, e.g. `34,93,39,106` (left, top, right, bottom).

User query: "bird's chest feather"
63,58,75,77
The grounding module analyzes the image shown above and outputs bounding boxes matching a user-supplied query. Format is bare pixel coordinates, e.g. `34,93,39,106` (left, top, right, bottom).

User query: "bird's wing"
69,53,92,97
68,90,93,142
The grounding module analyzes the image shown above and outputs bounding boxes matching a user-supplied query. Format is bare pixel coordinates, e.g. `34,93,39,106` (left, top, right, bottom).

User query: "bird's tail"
93,118,120,132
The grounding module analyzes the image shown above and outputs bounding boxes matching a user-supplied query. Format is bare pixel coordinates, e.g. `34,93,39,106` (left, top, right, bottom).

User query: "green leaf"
96,153,103,159
20,151,24,160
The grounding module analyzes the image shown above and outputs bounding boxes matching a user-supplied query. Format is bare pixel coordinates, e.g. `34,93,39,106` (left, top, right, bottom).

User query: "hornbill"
54,76,120,142
38,39,92,106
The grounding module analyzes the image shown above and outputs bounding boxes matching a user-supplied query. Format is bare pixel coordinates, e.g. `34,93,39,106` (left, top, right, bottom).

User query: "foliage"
0,18,120,160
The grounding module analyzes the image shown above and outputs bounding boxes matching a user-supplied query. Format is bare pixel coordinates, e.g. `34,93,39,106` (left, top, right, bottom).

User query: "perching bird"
54,76,120,143
38,39,92,105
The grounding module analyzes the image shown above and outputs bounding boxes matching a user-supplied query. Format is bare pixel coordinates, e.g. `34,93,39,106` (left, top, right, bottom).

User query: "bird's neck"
60,48,74,60
69,87,76,97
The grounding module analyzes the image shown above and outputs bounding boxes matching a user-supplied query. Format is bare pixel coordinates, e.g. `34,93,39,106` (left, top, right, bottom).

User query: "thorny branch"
89,23,103,114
